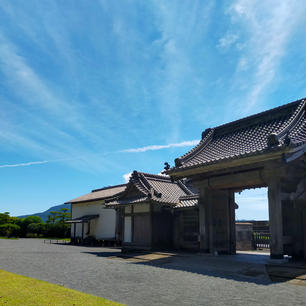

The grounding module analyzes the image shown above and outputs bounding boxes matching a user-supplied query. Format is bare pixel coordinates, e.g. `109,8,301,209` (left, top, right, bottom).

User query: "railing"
253,232,270,249
43,239,70,244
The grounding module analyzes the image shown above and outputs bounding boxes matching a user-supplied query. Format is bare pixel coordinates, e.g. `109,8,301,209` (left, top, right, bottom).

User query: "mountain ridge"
17,203,71,222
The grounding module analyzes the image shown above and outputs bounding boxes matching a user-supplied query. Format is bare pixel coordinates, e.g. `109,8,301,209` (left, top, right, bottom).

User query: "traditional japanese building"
106,171,199,251
167,98,306,259
65,184,126,244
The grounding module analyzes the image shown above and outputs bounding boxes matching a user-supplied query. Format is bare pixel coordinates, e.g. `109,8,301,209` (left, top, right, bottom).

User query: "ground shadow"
82,249,306,287
82,249,271,285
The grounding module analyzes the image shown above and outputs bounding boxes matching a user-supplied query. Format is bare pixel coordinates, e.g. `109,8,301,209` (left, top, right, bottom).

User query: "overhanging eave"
168,148,291,179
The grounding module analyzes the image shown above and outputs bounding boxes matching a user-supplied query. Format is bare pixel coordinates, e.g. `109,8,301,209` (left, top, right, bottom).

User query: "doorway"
235,188,270,255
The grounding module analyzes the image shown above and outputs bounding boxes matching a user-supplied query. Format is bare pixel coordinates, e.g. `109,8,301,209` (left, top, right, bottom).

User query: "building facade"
106,171,199,251
167,98,306,259
65,184,126,243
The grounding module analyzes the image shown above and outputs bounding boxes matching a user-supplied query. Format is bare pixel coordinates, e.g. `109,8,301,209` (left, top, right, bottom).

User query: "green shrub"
43,223,70,238
0,223,20,237
27,223,45,236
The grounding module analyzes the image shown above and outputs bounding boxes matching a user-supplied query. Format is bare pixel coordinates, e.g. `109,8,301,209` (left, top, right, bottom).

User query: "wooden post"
115,208,120,243
268,177,284,259
150,203,153,249
228,191,236,254
198,187,209,252
131,205,134,243
73,223,76,245
81,222,84,241
208,191,214,254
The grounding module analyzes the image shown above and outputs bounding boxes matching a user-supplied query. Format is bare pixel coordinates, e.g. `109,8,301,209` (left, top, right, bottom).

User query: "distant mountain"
17,203,71,222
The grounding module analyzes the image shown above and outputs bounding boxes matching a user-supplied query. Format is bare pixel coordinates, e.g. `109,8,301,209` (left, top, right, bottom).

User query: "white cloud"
150,1,214,141
237,57,248,71
0,157,82,169
121,140,199,153
123,172,132,183
217,33,238,49
227,0,305,112
0,138,199,171
157,172,169,177
0,160,51,168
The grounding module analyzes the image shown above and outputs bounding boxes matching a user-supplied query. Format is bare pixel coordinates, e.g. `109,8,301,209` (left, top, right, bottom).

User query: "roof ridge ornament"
267,133,280,147
267,99,305,148
202,128,212,139
164,162,170,171
175,158,182,167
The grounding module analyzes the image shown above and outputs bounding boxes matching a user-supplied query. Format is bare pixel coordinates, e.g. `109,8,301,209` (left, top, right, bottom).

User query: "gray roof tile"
106,171,198,208
169,98,306,173
66,184,126,204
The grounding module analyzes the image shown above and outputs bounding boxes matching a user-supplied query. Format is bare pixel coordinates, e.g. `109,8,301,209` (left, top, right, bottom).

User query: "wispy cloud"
0,160,55,168
217,33,238,49
0,139,199,170
224,0,305,113
150,1,215,142
121,140,199,153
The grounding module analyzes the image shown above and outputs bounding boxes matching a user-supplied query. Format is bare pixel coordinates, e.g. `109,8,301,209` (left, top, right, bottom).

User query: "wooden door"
133,214,151,246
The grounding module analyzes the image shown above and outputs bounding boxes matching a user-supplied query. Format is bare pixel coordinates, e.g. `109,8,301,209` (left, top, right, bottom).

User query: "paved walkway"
0,239,304,306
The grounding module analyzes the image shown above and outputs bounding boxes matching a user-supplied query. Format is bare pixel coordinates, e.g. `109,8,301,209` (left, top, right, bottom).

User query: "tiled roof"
175,195,199,209
65,184,126,204
106,171,198,208
168,98,306,174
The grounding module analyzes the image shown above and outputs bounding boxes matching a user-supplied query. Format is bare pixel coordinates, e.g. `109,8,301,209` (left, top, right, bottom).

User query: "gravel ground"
0,239,304,306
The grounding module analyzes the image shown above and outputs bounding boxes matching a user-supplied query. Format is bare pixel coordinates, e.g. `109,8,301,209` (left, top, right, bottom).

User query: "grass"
0,269,125,306
0,236,18,240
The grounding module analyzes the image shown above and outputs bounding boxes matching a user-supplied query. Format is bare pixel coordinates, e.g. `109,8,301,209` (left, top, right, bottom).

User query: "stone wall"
235,222,253,250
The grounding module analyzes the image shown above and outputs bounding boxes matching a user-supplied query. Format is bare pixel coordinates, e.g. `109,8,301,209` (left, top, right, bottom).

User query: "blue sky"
0,1,305,218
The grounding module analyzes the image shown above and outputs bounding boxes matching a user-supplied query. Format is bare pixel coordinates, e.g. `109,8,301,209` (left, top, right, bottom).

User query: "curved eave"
106,199,151,208
65,198,106,205
168,145,293,179
65,190,126,205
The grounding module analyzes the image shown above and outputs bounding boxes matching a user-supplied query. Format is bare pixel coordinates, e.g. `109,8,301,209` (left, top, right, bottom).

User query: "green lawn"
0,236,18,239
0,269,125,306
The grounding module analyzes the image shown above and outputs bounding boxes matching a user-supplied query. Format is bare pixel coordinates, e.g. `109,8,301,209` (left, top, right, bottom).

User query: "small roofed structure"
65,184,126,244
167,98,306,259
106,171,199,251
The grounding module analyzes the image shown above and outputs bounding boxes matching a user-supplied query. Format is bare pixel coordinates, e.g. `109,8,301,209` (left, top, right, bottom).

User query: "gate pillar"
268,177,284,259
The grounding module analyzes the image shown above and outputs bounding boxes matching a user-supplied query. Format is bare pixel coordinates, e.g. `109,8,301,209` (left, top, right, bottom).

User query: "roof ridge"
138,172,153,192
112,171,149,201
177,180,195,195
275,99,306,140
91,183,127,193
131,171,151,195
177,128,214,165
139,171,172,181
214,98,305,135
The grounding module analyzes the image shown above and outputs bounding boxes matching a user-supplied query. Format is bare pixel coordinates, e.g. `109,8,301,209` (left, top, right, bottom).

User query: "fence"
253,232,270,249
43,239,70,244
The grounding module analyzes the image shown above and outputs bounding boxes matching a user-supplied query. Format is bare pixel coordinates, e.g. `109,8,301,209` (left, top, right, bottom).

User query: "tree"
23,216,43,224
57,208,71,223
0,212,11,225
46,211,59,224
27,223,45,236
0,223,20,237
17,216,43,237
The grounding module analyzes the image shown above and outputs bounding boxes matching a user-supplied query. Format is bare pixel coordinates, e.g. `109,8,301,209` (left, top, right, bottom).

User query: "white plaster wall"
71,200,116,239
